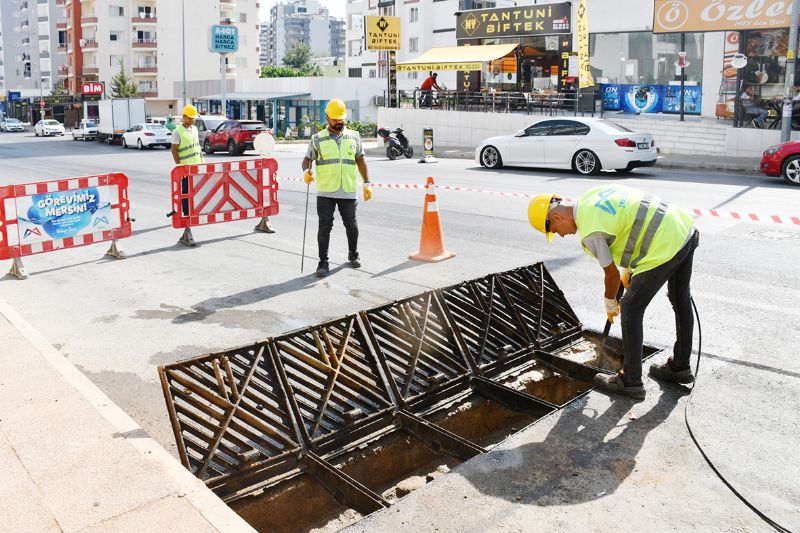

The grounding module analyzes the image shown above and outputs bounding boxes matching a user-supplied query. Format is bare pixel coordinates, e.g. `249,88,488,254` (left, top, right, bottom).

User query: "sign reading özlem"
456,3,571,40
654,0,793,33
365,16,400,51
81,82,104,95
209,25,239,53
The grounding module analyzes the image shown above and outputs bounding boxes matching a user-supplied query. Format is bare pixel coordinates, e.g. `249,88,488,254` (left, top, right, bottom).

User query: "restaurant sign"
456,2,571,40
654,0,794,33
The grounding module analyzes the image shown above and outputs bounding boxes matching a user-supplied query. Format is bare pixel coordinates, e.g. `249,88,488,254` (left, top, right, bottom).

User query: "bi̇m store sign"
456,2,572,40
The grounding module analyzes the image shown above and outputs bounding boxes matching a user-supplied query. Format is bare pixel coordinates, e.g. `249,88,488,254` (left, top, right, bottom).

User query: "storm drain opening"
159,263,663,533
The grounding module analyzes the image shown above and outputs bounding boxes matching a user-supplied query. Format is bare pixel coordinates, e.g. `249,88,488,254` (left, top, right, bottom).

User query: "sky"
259,0,346,23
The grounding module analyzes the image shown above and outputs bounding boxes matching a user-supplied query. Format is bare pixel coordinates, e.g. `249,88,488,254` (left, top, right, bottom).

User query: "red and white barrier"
277,175,800,226
0,173,132,278
170,159,279,245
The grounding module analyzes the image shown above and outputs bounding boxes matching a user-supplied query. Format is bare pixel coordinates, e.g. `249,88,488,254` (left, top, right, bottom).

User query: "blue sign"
209,25,239,54
601,84,701,115
8,91,21,101
17,187,113,243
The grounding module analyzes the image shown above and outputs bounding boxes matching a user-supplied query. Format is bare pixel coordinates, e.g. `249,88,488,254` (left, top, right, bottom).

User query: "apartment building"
64,0,259,116
258,21,269,67
266,0,344,67
0,0,68,99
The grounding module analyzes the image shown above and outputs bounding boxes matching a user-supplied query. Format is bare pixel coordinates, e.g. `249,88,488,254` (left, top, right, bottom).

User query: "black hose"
685,297,794,533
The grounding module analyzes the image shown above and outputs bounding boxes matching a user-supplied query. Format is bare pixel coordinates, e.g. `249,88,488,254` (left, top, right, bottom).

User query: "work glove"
363,183,373,201
604,297,620,324
303,169,314,185
620,268,633,289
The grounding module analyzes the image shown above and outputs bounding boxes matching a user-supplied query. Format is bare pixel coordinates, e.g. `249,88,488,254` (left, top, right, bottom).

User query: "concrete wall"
378,107,800,158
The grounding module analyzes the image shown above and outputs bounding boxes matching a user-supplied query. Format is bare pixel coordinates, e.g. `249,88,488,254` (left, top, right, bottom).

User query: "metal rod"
680,32,686,122
301,184,310,273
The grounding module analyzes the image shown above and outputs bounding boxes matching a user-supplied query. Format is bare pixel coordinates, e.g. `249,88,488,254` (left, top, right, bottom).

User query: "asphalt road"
1,132,798,528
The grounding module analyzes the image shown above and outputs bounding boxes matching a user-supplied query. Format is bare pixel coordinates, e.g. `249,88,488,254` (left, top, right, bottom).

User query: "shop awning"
397,44,518,72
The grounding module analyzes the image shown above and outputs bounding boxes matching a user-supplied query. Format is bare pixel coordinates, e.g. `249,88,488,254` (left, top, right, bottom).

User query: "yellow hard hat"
182,104,199,118
528,193,556,242
325,99,347,120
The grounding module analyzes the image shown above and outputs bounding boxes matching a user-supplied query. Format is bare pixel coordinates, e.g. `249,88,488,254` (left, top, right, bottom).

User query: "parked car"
121,123,171,149
203,119,271,155
0,117,24,132
760,141,800,186
72,119,98,141
34,119,65,137
475,118,657,176
194,115,228,145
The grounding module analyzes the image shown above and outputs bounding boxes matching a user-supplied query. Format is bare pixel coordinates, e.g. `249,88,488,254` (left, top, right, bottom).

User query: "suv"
203,119,271,155
194,115,227,145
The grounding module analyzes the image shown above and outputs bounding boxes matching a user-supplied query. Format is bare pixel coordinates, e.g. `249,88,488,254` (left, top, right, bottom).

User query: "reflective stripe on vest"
176,125,204,164
313,128,359,193
576,185,694,275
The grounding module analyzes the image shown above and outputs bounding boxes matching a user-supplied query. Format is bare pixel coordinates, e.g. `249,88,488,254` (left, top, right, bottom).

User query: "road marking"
277,176,800,227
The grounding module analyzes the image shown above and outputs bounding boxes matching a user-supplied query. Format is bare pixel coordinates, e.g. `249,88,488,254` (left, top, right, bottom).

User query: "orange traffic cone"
409,177,456,263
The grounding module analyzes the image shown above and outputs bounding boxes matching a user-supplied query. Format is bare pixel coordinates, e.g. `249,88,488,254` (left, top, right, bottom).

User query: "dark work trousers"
317,196,358,262
621,230,700,383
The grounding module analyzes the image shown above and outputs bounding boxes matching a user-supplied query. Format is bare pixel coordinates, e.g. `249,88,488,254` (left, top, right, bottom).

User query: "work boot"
649,357,695,384
315,261,330,278
593,372,646,400
348,252,361,269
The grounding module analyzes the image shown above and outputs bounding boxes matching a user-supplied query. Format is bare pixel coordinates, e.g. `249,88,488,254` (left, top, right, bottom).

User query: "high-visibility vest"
176,124,204,164
576,185,694,275
312,127,360,193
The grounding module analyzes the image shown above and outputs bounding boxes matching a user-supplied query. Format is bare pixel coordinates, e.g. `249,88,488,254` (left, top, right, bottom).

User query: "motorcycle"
377,127,414,160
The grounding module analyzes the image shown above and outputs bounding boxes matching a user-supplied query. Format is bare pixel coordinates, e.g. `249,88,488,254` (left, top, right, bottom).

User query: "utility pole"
781,0,800,142
680,33,686,122
181,0,187,109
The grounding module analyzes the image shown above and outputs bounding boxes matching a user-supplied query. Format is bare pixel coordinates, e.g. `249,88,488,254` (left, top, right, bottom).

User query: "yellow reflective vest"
312,127,360,193
576,185,694,275
175,124,204,164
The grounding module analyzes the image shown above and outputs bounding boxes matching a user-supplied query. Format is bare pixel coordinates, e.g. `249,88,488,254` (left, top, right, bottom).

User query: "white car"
1,117,24,132
121,123,172,150
72,119,98,141
34,119,65,137
475,117,657,176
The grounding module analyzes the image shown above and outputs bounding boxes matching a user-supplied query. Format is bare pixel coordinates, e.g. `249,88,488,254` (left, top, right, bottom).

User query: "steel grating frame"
159,262,663,507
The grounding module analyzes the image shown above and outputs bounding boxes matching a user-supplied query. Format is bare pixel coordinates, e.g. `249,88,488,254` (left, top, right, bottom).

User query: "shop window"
589,32,704,86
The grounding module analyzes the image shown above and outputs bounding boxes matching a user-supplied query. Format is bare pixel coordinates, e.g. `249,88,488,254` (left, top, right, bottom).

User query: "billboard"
601,84,701,115
654,0,793,33
365,16,400,51
456,2,571,40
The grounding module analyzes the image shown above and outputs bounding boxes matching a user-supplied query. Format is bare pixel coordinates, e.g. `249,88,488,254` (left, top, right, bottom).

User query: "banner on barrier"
0,173,131,260
170,158,279,229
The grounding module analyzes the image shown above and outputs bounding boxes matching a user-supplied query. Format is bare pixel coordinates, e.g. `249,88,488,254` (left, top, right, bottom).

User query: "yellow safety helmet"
182,104,199,118
528,193,556,242
325,99,347,120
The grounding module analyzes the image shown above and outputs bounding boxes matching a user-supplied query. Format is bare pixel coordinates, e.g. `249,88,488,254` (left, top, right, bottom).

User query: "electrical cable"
685,297,794,533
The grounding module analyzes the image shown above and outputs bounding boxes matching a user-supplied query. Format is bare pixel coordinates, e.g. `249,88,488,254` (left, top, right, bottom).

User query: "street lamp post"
781,0,800,142
181,0,187,109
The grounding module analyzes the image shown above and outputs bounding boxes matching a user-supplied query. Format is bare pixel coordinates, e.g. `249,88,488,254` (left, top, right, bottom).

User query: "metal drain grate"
160,262,652,509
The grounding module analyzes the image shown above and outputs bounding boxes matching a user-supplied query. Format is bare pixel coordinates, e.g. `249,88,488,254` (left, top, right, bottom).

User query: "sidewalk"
0,299,255,533
363,147,762,175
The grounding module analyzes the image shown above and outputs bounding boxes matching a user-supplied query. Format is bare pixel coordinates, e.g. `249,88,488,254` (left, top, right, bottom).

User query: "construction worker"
171,104,204,165
528,185,699,400
301,99,372,278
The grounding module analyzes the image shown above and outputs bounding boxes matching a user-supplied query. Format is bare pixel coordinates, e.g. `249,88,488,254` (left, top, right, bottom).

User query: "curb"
365,148,762,175
0,297,256,533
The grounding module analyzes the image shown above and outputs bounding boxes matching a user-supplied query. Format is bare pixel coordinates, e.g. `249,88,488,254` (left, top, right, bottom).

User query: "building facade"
265,0,345,67
258,22,269,67
62,0,259,116
0,0,68,118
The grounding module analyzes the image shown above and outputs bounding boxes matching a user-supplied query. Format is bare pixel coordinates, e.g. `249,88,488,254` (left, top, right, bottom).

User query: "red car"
202,120,271,156
760,141,800,186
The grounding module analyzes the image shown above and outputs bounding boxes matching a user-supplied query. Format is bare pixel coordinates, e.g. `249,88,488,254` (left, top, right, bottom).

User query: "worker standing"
301,99,372,278
171,104,204,165
528,185,699,400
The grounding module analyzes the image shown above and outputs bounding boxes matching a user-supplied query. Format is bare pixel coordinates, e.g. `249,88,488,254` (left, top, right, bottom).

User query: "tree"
109,60,137,97
282,43,323,76
260,66,304,78
51,79,68,96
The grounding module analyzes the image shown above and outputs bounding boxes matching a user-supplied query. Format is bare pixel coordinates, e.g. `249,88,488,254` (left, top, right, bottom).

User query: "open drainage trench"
232,337,633,533
158,265,659,533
